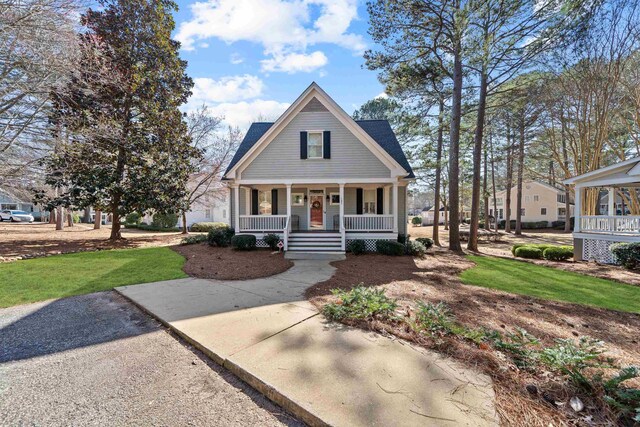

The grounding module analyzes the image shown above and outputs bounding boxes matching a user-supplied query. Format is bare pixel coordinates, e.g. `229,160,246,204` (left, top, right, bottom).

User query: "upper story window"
307,132,323,159
533,195,539,202
496,197,503,206
557,194,566,203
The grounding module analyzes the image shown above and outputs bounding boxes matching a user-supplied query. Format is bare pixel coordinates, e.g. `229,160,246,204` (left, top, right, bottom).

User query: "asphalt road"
0,292,302,426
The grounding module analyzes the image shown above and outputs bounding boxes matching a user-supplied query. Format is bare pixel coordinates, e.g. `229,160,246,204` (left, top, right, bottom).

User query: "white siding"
241,111,391,179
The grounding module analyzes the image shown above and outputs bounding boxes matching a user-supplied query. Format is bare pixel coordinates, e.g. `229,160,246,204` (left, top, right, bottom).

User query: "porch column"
339,184,345,228
233,185,240,232
574,184,581,232
393,181,399,233
286,184,292,220
608,187,616,216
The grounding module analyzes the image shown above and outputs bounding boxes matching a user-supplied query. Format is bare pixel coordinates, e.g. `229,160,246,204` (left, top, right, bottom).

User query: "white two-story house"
222,83,414,256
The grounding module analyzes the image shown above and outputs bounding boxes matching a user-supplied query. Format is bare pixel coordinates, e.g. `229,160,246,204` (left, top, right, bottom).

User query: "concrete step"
284,251,346,260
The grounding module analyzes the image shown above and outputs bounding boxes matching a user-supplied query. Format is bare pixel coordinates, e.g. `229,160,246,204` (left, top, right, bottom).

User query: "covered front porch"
566,158,640,263
230,180,406,251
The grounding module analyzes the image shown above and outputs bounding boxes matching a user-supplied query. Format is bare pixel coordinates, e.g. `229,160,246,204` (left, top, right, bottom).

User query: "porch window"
292,193,304,206
258,190,272,215
329,193,340,206
363,189,376,214
307,132,323,159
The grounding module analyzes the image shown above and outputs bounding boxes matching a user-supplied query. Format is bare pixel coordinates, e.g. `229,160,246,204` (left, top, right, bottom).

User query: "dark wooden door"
310,195,323,229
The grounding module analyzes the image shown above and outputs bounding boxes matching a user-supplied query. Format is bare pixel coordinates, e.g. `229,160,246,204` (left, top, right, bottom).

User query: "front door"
309,192,324,229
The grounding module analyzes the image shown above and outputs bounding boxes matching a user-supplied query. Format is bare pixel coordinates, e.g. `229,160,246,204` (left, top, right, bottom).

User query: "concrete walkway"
116,260,497,426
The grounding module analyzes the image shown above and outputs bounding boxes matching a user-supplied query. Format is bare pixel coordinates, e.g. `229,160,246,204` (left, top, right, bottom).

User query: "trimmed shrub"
125,212,142,225
405,240,427,257
263,233,281,250
134,224,180,232
231,234,256,251
511,243,528,255
397,234,410,244
376,240,405,256
207,226,234,247
348,239,366,255
415,237,434,250
190,222,228,232
514,246,544,259
610,242,640,269
152,213,178,229
181,234,207,245
542,246,573,261
411,216,422,226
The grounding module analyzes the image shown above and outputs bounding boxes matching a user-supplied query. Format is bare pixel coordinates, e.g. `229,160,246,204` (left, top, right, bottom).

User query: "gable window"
291,193,304,206
540,207,547,215
363,189,376,214
307,131,323,159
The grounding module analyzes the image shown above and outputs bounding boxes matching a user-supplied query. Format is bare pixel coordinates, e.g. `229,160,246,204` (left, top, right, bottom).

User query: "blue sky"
172,0,385,129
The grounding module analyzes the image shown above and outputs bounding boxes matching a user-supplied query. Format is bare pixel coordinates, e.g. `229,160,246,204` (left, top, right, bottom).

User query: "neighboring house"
596,191,632,216
222,82,414,255
564,157,640,263
0,188,42,219
489,180,574,226
177,189,230,228
420,206,471,225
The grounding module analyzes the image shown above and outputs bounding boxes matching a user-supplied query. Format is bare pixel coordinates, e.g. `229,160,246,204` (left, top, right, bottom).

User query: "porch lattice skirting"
582,238,617,264
346,238,395,252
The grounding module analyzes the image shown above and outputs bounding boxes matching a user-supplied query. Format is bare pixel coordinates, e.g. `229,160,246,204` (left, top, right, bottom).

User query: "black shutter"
300,131,307,159
323,131,331,159
251,189,259,215
271,189,278,215
356,188,363,215
376,188,384,214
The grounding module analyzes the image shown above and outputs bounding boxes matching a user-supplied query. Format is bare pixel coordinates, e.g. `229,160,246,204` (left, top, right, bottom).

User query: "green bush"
263,233,281,250
181,234,207,245
512,243,557,257
610,242,640,269
514,246,544,259
125,212,142,225
135,224,180,232
376,240,405,256
72,213,81,223
190,222,228,232
322,286,397,321
405,240,427,257
543,246,574,261
415,302,485,343
207,226,234,247
411,216,422,226
151,213,178,229
231,234,256,251
511,243,528,255
397,234,410,244
415,237,434,250
348,240,366,255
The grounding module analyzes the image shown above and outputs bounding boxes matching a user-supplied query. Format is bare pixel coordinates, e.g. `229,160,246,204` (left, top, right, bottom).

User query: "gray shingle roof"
223,120,414,179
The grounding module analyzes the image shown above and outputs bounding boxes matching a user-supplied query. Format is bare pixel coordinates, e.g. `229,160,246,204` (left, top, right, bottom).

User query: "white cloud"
190,74,264,104
205,100,290,128
176,0,365,73
230,52,244,64
261,50,328,73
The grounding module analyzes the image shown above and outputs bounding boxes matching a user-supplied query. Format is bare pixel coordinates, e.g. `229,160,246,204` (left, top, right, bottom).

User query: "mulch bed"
306,253,640,426
172,243,293,280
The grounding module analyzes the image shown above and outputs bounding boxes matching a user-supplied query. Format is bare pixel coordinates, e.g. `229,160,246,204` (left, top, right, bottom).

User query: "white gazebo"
564,157,640,263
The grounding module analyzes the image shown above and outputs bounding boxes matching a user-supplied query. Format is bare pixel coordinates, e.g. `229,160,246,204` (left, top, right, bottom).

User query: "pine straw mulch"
172,243,293,280
305,253,640,426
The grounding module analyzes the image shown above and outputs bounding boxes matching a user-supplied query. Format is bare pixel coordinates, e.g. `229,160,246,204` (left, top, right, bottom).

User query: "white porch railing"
239,215,288,231
343,214,394,231
580,215,640,234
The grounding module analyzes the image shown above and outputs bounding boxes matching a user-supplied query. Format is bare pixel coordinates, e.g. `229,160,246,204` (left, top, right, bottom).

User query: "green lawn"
460,255,640,314
0,247,187,308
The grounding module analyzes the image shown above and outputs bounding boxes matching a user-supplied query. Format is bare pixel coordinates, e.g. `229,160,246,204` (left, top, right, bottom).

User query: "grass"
460,255,640,314
0,247,187,308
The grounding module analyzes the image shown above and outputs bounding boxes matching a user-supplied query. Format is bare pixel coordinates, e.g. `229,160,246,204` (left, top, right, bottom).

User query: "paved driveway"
0,292,302,426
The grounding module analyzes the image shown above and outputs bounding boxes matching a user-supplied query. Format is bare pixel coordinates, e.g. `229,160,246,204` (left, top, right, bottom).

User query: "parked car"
0,210,34,222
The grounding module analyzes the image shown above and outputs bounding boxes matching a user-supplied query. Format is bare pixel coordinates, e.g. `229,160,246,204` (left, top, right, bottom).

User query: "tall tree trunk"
109,143,127,240
561,118,572,233
432,98,444,247
49,209,56,224
515,116,525,235
483,126,489,231
181,212,188,234
448,41,463,252
490,131,498,232
83,207,91,223
505,119,513,233
443,202,449,230
468,72,488,251
56,206,64,231
67,211,74,227
94,209,102,229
